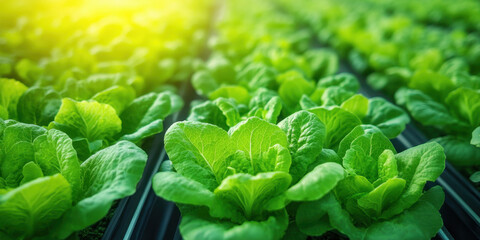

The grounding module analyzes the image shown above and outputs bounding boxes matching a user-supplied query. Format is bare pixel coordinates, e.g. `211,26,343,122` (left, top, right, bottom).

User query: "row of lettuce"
0,0,213,239
277,0,480,183
152,0,447,239
357,0,480,32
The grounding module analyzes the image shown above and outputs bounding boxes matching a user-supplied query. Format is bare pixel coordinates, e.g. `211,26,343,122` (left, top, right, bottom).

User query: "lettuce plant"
153,114,346,239
395,75,480,176
0,119,147,239
294,125,445,240
0,78,28,120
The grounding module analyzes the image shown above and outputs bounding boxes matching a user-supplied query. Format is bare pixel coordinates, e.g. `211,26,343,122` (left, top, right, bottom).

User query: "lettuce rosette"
0,119,147,239
294,125,446,240
153,113,346,240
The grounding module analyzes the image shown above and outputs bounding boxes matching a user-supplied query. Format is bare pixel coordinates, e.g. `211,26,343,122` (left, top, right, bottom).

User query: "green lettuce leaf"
0,78,28,120
445,87,480,127
299,95,318,110
152,171,215,207
52,141,147,239
49,98,122,142
433,136,480,167
1,121,46,187
0,57,12,77
215,172,291,219
309,107,362,150
286,162,344,201
363,98,409,139
215,98,241,127
366,67,411,95
321,87,355,107
119,92,182,143
206,56,236,85
64,74,143,100
317,73,359,93
408,69,454,101
228,118,289,174
296,187,444,240
305,49,339,79
381,142,445,218
188,100,230,130
192,70,219,96
33,129,81,201
17,87,62,126
165,121,234,190
395,88,469,133
470,171,480,183
249,88,279,109
237,63,277,90
340,94,369,119
248,96,282,124
278,110,326,183
337,125,396,186
15,59,44,86
471,127,480,147
277,71,315,111
179,207,288,240
0,174,72,239
19,161,44,185
91,85,136,114
209,86,250,105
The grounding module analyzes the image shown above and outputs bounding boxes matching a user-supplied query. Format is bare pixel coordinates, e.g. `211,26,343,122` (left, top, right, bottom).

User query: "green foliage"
309,107,361,149
278,111,326,183
49,98,122,141
362,98,409,139
0,78,28,120
296,186,444,240
295,126,445,240
395,88,470,134
17,87,62,126
432,136,480,167
188,89,282,129
0,0,210,238
119,91,182,143
0,120,147,239
277,71,315,111
153,117,345,239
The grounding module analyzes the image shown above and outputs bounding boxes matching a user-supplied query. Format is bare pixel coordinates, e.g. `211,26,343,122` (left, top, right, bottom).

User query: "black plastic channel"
338,61,479,240
100,81,190,240
100,133,163,240
125,79,197,240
